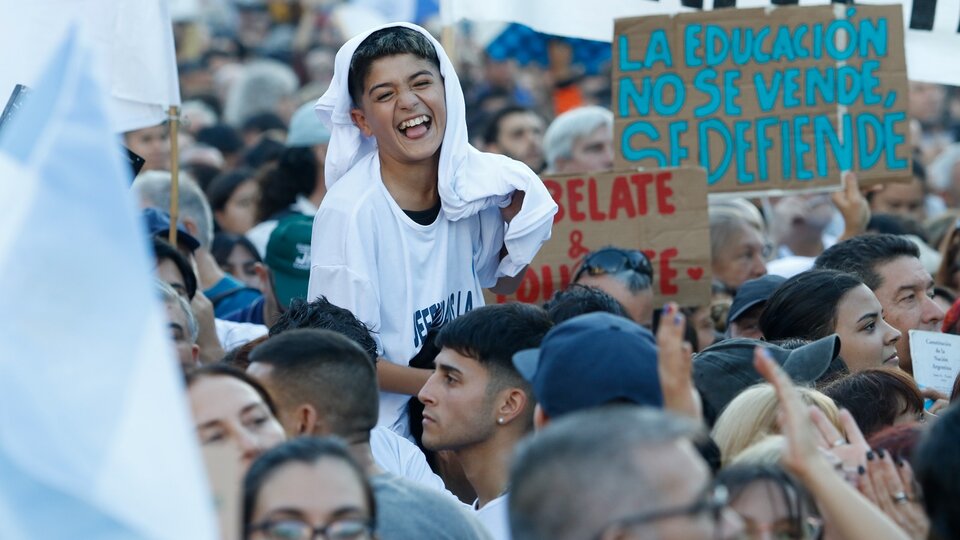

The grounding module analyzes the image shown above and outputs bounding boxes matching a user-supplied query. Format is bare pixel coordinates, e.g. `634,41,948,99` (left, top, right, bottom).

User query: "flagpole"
442,24,456,63
168,105,180,246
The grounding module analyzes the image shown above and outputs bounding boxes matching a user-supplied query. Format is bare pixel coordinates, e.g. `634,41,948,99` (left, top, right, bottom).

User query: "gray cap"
693,335,842,419
286,102,331,147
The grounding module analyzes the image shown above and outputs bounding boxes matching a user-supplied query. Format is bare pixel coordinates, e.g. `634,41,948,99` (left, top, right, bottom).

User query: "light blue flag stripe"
0,27,217,540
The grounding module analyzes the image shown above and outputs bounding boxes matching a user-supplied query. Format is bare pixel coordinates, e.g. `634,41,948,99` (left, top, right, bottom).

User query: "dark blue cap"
512,312,663,418
142,207,200,251
727,274,786,325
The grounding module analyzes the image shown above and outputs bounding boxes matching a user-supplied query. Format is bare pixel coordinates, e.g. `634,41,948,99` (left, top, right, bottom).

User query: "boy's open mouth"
397,114,432,139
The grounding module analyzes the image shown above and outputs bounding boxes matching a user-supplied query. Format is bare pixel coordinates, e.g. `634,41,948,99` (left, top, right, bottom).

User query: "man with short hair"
482,106,546,173
542,105,614,174
815,233,945,373
418,303,553,539
258,297,448,493
543,283,628,324
572,246,655,326
247,329,489,540
509,406,743,540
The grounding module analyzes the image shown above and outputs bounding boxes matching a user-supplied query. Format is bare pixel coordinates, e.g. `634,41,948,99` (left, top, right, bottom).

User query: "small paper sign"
909,330,960,397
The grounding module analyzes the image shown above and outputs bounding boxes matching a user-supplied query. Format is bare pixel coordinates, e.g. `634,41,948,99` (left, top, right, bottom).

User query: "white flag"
0,27,217,539
0,0,181,133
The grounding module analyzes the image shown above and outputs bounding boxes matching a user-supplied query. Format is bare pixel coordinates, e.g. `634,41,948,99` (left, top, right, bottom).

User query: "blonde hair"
731,435,786,466
712,383,840,466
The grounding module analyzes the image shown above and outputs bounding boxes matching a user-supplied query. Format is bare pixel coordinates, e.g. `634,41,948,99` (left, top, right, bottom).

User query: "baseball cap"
142,207,201,252
287,102,331,147
512,312,663,418
265,214,313,309
692,335,841,418
727,274,786,325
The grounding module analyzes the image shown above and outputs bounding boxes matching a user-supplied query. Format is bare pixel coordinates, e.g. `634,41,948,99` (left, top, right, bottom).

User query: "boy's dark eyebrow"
367,70,435,96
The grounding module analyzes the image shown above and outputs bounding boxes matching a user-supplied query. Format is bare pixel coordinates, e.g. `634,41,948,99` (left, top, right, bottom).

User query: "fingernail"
662,304,671,315
858,465,865,475
877,449,885,459
866,451,875,461
895,456,903,467
760,348,773,360
674,314,682,325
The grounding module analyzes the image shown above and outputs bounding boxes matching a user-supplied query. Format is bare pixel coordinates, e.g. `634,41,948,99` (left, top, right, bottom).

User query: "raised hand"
655,303,700,420
858,450,930,540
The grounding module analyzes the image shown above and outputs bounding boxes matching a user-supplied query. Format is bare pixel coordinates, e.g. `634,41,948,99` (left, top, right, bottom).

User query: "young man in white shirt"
418,304,552,540
247,329,490,540
309,24,553,438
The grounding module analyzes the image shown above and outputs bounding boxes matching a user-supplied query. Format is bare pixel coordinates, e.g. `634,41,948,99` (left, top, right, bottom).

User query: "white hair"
222,59,299,127
132,170,214,247
155,279,199,343
543,106,613,171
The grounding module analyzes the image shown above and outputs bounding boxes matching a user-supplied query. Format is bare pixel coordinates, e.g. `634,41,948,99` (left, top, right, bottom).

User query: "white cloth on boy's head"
314,22,557,278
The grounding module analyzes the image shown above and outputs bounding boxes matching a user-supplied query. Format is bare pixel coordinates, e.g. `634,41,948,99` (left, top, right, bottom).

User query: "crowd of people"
123,2,960,539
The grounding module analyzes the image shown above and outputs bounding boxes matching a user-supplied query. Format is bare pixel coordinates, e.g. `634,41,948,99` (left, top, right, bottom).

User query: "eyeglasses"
574,247,654,282
247,517,373,540
595,483,729,539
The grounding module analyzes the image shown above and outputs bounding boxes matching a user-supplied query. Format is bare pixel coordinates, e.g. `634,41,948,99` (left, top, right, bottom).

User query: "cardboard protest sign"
488,167,711,308
909,330,960,397
613,5,911,194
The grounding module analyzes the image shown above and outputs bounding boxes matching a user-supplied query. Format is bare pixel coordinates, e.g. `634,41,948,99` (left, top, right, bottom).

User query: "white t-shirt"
369,426,449,494
308,153,504,435
214,318,267,351
474,494,511,540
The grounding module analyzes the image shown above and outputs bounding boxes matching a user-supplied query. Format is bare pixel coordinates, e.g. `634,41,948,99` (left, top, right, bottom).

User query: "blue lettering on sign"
814,114,853,176
699,119,732,184
669,121,689,166
621,121,666,165
734,121,754,183
704,25,729,66
618,77,651,117
755,117,779,180
693,69,720,118
793,116,814,180
618,30,673,71
653,73,685,116
857,114,884,169
754,72,782,113
685,24,702,67
860,16,888,58
723,70,741,115
883,112,908,169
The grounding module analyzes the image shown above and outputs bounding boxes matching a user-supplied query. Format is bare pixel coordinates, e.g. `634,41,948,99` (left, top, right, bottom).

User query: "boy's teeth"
399,115,428,130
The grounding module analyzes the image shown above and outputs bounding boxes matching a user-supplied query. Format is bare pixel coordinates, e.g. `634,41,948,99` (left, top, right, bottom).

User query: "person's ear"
496,387,528,426
295,404,320,436
182,218,200,238
350,108,374,138
252,262,271,293
533,403,549,431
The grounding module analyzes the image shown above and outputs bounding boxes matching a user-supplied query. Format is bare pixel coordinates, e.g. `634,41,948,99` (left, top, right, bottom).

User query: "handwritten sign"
909,330,960,397
613,5,911,194
490,167,711,307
